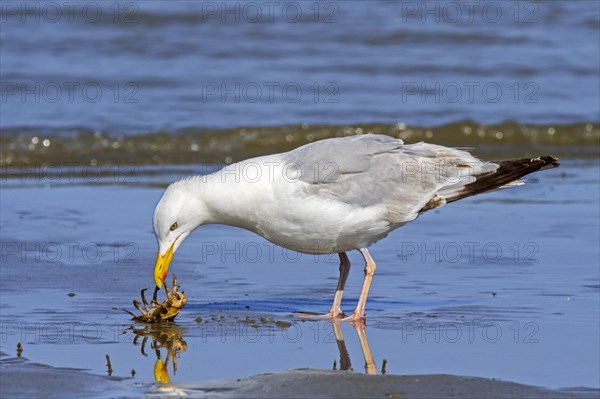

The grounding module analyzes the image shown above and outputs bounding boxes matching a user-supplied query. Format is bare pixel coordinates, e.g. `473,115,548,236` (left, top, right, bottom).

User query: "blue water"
0,1,599,394
1,1,599,135
1,161,598,389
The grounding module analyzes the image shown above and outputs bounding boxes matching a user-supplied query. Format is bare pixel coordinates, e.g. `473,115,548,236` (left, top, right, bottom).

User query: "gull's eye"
170,222,178,231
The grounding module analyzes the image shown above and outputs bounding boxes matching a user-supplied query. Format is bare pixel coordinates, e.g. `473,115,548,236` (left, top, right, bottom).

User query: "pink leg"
329,252,351,316
295,252,351,319
352,319,377,374
342,248,376,321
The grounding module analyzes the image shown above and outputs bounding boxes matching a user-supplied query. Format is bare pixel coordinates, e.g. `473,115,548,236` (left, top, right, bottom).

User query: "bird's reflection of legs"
332,320,377,374
333,322,351,371
353,319,377,375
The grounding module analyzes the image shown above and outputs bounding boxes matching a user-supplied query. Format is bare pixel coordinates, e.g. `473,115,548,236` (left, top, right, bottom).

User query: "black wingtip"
538,155,560,169
432,155,560,209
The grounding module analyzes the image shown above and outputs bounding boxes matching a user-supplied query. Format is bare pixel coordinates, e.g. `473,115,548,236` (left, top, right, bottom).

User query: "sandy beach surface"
2,353,599,399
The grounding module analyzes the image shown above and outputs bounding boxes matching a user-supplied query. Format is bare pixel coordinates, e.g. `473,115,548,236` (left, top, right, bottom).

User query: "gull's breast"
254,189,392,254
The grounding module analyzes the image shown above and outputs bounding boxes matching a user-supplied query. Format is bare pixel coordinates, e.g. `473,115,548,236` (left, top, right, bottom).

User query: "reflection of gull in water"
151,134,558,320
131,324,187,383
332,320,378,375
131,318,381,386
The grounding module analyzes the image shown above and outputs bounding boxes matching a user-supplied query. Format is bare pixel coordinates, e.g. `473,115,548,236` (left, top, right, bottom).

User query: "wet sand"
2,354,598,399
0,352,135,399
1,160,599,397
173,370,600,399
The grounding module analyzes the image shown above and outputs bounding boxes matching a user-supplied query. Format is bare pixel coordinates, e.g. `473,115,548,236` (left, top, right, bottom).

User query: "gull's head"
152,179,207,288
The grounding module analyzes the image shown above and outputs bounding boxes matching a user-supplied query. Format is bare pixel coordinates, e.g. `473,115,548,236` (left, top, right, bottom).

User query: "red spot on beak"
162,272,167,281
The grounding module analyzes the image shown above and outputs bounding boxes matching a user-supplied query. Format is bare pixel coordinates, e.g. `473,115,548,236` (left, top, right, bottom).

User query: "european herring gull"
152,134,558,321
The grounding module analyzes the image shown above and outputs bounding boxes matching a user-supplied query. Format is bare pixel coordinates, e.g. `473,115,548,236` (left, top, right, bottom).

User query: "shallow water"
1,1,599,134
1,160,598,390
1,0,599,394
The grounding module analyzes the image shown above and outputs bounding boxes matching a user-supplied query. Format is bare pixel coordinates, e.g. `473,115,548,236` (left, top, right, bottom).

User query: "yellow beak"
154,358,170,383
154,243,175,288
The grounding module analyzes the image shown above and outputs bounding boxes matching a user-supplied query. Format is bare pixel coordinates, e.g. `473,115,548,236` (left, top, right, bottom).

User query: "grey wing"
284,134,405,184
284,134,494,224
